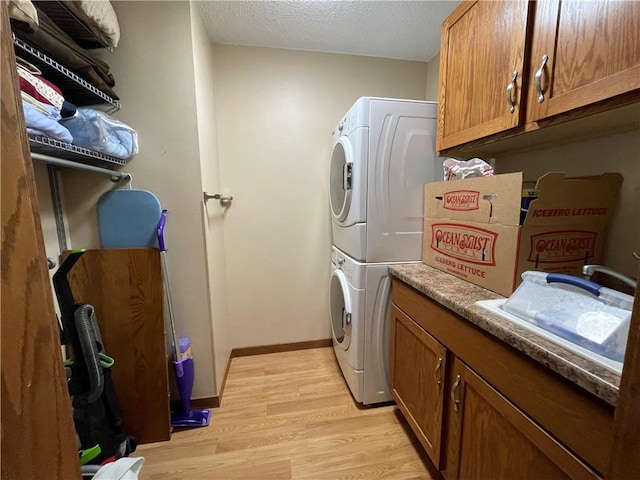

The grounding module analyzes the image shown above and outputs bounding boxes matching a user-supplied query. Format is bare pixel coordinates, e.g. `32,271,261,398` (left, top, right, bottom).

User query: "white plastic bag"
60,108,139,160
443,158,494,181
92,457,145,480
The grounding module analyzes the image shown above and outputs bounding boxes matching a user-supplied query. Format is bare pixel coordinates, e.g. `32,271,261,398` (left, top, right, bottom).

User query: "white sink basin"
476,299,623,375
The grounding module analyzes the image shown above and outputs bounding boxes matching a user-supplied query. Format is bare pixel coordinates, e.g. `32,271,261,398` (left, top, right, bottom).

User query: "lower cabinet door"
444,357,599,480
390,305,447,468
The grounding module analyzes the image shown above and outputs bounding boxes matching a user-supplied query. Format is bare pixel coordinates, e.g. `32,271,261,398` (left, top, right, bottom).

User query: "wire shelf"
28,135,127,168
13,35,121,109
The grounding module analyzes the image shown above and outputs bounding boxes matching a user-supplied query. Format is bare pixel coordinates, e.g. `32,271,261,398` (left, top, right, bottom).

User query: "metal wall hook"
633,252,640,261
203,192,233,206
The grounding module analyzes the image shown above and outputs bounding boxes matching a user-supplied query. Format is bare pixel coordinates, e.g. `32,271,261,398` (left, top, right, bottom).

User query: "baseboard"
218,354,233,402
170,396,219,412
230,339,332,358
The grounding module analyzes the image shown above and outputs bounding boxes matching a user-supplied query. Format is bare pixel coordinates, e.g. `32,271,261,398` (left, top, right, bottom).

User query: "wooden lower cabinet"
390,306,447,467
391,280,606,479
443,357,596,480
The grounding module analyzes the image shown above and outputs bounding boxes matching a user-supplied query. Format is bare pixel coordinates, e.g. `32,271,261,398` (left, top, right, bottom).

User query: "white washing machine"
330,97,444,263
330,246,417,405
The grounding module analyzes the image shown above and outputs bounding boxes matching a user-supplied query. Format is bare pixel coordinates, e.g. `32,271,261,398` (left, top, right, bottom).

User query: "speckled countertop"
389,263,620,406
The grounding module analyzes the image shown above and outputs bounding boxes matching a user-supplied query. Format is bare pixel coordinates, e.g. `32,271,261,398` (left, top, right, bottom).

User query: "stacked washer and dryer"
329,97,444,405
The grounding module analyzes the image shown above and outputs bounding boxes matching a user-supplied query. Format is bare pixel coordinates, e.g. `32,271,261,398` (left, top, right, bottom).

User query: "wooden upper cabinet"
526,0,640,122
390,306,447,468
437,0,531,153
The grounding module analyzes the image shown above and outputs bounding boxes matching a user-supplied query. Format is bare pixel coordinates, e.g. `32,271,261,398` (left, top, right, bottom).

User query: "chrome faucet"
582,265,637,289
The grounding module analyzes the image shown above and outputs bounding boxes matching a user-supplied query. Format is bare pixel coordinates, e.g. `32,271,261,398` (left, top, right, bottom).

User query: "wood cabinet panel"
66,248,171,444
437,0,531,152
609,285,640,480
444,357,596,480
438,0,640,154
0,4,80,478
390,306,447,467
527,0,640,121
392,279,614,476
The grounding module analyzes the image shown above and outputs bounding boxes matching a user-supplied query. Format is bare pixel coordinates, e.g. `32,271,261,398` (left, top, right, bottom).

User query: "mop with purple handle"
157,210,211,428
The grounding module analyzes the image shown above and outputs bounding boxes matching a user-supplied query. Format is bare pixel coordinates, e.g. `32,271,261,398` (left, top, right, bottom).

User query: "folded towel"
22,91,52,116
23,101,73,143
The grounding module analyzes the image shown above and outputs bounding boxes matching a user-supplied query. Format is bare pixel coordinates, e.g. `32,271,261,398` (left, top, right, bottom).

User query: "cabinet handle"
505,71,518,113
434,357,443,387
451,374,462,412
534,55,549,103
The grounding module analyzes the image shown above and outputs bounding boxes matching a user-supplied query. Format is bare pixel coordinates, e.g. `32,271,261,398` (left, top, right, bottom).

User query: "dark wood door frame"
1,3,79,478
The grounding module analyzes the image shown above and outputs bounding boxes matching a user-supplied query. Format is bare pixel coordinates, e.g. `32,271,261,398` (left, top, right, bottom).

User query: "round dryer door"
329,137,353,222
330,269,351,349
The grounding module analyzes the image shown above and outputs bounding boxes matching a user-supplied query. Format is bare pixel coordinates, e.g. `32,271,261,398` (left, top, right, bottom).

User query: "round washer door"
329,137,353,222
330,269,352,350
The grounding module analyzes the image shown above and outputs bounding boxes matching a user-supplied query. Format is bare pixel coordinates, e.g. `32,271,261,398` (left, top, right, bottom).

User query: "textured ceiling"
196,1,459,62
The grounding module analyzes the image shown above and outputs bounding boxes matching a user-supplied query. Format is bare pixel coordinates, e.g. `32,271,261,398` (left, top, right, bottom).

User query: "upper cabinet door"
437,0,531,153
527,0,640,122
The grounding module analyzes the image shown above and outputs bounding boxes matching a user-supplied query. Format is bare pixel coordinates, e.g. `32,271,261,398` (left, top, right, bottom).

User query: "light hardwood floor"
135,347,438,479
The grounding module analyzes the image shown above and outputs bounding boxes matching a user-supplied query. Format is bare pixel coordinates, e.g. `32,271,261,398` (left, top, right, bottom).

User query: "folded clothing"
18,64,65,110
23,101,73,143
60,100,77,118
22,91,58,117
75,0,120,48
21,91,77,120
33,0,120,49
9,0,39,30
12,9,119,100
60,108,138,160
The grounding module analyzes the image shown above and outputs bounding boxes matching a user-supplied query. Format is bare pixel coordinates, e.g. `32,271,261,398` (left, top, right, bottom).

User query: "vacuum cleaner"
157,210,211,428
53,250,137,464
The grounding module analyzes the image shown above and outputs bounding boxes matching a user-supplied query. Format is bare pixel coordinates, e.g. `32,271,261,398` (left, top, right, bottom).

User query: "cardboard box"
422,172,623,297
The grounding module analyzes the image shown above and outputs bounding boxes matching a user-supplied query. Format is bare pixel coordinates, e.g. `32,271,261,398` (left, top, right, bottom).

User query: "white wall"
211,45,428,348
61,1,216,398
190,3,231,395
425,53,440,101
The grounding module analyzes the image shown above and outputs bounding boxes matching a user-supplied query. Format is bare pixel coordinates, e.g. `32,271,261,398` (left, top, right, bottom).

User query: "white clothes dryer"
330,246,418,405
330,97,444,263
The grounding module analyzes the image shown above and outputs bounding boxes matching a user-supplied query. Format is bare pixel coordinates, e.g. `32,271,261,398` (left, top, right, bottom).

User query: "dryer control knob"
338,120,345,131
338,257,345,266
